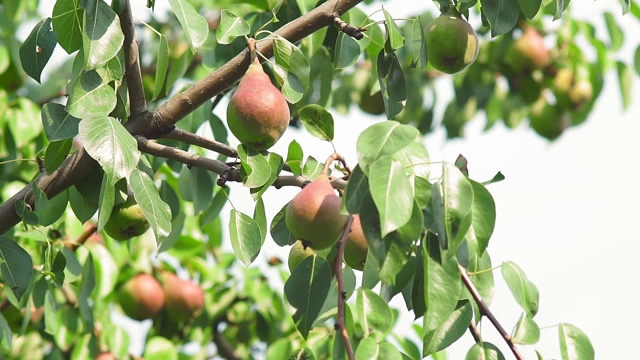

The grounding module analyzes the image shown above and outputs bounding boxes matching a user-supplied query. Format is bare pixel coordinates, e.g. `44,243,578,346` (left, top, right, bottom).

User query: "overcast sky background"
33,1,640,358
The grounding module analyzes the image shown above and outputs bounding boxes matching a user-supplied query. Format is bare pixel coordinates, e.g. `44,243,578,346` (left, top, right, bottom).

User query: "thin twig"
459,264,524,360
163,128,238,158
468,321,482,343
334,215,355,360
66,223,98,252
323,153,345,176
332,14,365,40
120,0,147,115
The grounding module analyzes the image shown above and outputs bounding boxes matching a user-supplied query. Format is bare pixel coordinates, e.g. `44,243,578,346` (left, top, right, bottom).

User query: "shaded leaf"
229,209,263,266
0,235,33,301
298,104,334,141
19,18,58,83
423,300,473,356
41,103,81,141
168,0,209,53
480,0,519,37
501,261,539,317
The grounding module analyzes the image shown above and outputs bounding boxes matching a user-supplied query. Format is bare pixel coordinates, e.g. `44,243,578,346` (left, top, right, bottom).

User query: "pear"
343,214,368,271
227,57,290,150
285,174,348,250
162,273,205,322
288,240,316,272
118,273,165,321
104,198,150,241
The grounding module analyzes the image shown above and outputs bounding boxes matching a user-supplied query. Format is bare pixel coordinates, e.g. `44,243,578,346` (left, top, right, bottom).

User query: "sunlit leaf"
168,0,209,53
423,300,473,355
512,313,541,345
129,169,172,240
356,121,418,174
229,209,263,266
66,70,117,118
334,32,360,69
83,0,124,69
369,156,414,237
501,261,539,317
216,10,250,45
558,323,594,360
298,104,334,141
152,34,169,100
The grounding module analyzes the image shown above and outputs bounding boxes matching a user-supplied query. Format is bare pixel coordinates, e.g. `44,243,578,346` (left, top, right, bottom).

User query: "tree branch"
0,0,363,234
459,264,524,360
128,0,363,136
163,128,237,158
120,0,147,115
334,215,355,360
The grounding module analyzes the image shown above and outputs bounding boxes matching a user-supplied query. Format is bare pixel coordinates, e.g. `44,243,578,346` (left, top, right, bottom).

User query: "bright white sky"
35,0,640,358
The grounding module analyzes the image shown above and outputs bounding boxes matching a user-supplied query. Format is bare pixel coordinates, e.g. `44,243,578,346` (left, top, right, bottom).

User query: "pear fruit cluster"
425,9,479,74
227,57,290,150
163,273,205,322
104,197,150,241
286,174,348,250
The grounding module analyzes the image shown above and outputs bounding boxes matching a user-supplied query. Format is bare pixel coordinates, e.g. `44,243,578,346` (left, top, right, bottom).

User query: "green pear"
227,57,290,150
285,174,348,250
104,197,150,241
425,9,479,74
118,273,165,321
288,240,316,272
506,27,551,72
163,273,205,322
343,215,368,271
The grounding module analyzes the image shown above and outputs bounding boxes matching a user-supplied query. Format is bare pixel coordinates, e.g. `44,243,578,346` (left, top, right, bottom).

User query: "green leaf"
356,121,418,174
369,156,414,237
249,151,283,199
376,50,407,119
355,338,404,360
518,0,542,19
44,290,59,336
334,32,360,69
302,156,323,179
634,45,640,76
512,313,540,345
19,17,58,83
465,342,506,360
459,245,495,313
168,0,209,53
440,163,473,252
616,60,632,110
52,0,84,54
0,235,33,301
270,202,296,246
501,261,539,317
69,186,98,223
467,180,496,254
79,116,140,184
66,70,117,118
216,10,250,45
480,0,519,37
298,104,334,141
41,103,81,141
44,139,73,174
284,256,332,338
604,12,624,51
129,169,172,241
558,323,594,360
145,336,178,360
237,145,270,188
423,236,461,330
382,9,405,50
229,209,263,266
273,37,310,103
409,17,427,69
272,62,304,104
96,175,116,231
285,140,303,175
14,199,39,226
87,243,118,298
357,288,394,339
345,164,370,214
82,0,124,69
253,197,267,242
33,188,68,226
152,34,169,101
423,300,473,355
78,254,95,330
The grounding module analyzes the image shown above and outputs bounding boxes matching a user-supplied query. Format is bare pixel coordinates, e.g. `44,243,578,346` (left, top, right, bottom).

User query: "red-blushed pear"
226,57,290,150
104,198,150,241
285,174,348,250
343,214,368,271
118,273,165,321
506,27,551,72
162,273,205,322
96,352,116,360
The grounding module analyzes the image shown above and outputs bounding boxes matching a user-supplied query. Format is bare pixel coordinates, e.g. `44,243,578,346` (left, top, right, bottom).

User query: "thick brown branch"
334,215,355,360
0,150,96,234
459,264,524,360
213,331,238,360
120,0,147,115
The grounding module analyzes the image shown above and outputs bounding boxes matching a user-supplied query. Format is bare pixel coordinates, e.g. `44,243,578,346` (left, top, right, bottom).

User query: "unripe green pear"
118,273,165,321
529,97,568,140
104,198,150,241
288,240,316,272
343,215,368,271
568,79,593,108
285,174,348,250
163,273,205,322
425,9,479,74
227,57,290,150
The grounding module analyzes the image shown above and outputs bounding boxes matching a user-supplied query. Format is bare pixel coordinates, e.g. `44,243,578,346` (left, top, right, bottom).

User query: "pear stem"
246,37,257,64
334,215,356,360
